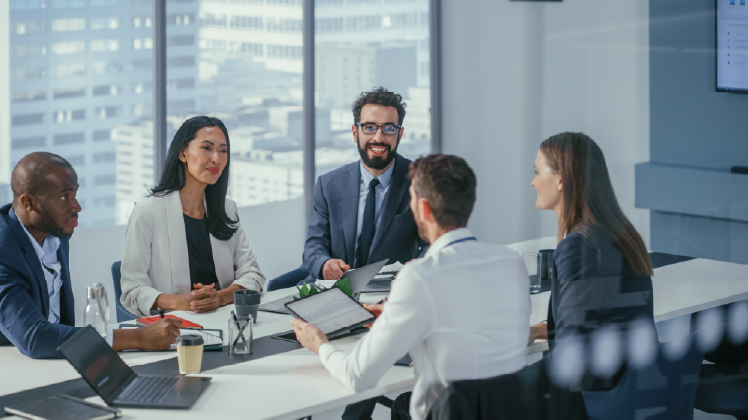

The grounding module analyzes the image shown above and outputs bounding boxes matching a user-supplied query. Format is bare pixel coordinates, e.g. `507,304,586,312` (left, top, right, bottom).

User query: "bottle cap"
86,286,95,299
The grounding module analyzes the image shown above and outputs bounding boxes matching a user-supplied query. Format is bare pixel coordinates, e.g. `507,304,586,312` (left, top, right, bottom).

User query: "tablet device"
284,287,376,339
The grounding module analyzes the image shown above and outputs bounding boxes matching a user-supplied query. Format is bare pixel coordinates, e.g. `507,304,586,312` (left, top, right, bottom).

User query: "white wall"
441,0,650,246
68,197,305,325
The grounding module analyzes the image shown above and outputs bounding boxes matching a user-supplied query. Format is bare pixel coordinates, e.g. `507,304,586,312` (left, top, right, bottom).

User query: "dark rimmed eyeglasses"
356,122,402,136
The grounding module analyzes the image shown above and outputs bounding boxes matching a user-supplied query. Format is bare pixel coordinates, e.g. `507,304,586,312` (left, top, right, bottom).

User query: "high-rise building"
7,0,199,228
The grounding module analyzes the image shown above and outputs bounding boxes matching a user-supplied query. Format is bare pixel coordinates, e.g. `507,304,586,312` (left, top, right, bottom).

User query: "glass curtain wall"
159,0,305,217
314,0,431,176
4,0,154,229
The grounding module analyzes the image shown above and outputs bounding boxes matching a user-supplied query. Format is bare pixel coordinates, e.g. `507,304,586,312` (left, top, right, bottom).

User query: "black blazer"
547,228,655,349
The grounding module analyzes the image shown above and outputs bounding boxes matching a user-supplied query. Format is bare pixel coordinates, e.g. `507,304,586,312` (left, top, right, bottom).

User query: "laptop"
258,258,389,314
57,326,211,409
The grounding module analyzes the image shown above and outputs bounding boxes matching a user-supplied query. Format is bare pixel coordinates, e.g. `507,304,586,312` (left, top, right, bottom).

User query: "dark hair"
352,86,407,125
540,132,653,276
11,152,74,198
408,154,477,229
150,116,237,240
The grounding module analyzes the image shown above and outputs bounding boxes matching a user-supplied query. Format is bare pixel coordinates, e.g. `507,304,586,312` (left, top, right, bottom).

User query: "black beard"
357,133,398,170
36,205,75,240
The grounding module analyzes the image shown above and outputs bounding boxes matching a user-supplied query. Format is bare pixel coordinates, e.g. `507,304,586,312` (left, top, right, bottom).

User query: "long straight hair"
540,132,653,276
150,116,237,240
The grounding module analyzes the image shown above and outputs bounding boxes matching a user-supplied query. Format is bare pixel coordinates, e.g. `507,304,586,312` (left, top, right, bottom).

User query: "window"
13,45,46,57
168,14,194,25
94,152,116,163
12,114,46,126
54,88,87,99
51,18,86,32
12,91,46,102
53,132,86,145
51,41,86,55
167,56,194,67
94,176,116,186
267,18,302,33
14,67,46,80
7,2,154,230
65,155,85,165
91,17,119,30
230,16,263,30
14,21,45,34
12,136,46,150
93,130,112,141
54,110,86,123
133,38,154,50
93,85,119,96
50,0,86,8
133,16,153,28
91,40,120,52
94,106,121,119
315,0,431,173
91,61,123,75
52,63,86,78
168,35,194,46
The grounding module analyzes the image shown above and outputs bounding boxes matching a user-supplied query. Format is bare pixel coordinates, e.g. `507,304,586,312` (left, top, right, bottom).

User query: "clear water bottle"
83,284,108,338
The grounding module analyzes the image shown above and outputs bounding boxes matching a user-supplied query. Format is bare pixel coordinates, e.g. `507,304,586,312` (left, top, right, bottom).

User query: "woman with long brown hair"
528,132,654,392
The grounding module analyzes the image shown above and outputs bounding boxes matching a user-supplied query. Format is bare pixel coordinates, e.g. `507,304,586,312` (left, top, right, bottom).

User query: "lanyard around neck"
444,236,477,249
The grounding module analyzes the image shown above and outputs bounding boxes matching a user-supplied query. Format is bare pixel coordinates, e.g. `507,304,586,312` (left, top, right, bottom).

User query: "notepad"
136,314,203,329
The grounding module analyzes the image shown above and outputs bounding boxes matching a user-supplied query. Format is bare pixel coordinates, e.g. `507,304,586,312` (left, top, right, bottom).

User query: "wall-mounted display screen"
717,0,748,92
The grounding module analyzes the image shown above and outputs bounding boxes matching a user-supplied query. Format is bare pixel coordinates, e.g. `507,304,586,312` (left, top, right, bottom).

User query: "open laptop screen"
58,326,136,403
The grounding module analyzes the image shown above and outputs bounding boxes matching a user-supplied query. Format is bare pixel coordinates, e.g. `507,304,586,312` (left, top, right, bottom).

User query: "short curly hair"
352,86,407,125
408,154,477,229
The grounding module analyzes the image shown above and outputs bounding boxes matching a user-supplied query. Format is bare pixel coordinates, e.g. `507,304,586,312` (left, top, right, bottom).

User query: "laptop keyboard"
118,376,178,404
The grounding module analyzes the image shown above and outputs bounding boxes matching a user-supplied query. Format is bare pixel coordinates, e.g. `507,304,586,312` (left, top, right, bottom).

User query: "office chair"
582,331,704,420
267,264,308,291
111,261,137,322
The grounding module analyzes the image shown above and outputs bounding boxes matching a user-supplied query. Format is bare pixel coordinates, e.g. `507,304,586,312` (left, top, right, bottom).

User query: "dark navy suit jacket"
302,154,426,283
0,203,79,359
547,228,655,349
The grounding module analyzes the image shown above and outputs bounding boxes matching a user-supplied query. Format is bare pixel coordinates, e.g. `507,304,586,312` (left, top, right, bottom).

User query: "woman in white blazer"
120,116,266,317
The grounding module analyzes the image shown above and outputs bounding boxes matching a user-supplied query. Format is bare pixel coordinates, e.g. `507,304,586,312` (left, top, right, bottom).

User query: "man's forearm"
112,328,143,351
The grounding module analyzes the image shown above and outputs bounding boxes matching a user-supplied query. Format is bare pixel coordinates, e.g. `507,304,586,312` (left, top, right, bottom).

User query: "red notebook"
136,314,203,329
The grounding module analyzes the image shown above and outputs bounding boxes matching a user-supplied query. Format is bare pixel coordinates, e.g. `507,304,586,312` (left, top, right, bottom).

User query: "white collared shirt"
319,228,531,420
19,222,62,323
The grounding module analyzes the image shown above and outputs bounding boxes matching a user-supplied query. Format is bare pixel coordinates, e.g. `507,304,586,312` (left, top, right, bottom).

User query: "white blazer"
120,191,266,316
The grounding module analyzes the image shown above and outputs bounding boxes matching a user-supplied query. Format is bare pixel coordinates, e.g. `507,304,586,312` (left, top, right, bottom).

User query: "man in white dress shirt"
292,154,531,420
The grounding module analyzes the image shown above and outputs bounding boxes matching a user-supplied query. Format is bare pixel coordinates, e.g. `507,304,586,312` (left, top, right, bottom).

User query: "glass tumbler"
523,252,542,294
229,314,253,355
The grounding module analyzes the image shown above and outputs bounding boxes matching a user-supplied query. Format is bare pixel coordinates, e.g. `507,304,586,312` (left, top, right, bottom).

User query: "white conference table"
2,236,748,419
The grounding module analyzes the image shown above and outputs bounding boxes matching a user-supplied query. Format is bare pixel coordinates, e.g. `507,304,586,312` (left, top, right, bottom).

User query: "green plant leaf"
334,277,354,298
293,296,298,301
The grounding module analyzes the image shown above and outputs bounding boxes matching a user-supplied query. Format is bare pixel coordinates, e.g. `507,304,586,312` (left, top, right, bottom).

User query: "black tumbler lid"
176,334,204,346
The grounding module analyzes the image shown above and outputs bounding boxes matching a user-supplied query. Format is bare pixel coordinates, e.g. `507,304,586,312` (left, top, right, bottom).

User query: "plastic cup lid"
176,334,204,346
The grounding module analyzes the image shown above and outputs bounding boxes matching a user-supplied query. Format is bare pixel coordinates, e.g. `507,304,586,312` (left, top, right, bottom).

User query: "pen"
158,306,164,319
376,297,388,304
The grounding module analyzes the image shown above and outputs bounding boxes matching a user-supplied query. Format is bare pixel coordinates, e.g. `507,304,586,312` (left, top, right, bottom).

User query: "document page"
287,289,373,334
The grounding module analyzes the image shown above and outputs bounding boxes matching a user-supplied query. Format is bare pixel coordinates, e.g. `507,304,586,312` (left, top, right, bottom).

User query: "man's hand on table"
322,259,350,280
291,319,329,354
112,318,182,351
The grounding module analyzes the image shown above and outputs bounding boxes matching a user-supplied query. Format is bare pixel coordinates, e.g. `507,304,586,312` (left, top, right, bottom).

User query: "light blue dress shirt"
354,160,395,265
19,223,62,324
